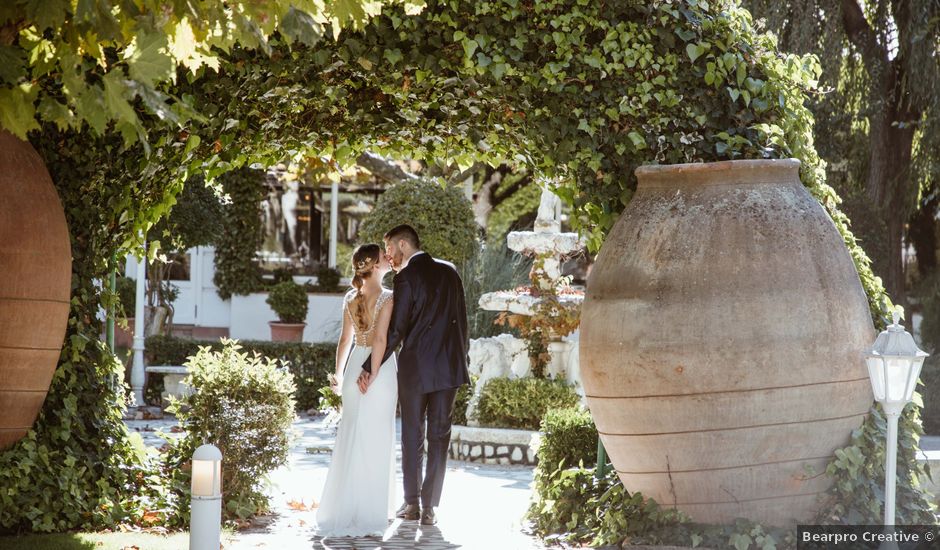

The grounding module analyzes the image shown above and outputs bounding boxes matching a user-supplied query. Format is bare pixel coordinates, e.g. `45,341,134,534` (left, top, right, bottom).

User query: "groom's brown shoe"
396,503,420,520
420,507,436,526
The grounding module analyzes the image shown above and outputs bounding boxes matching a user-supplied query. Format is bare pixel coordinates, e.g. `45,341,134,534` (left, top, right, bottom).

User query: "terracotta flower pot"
580,159,874,525
269,322,306,343
114,317,135,349
0,131,72,450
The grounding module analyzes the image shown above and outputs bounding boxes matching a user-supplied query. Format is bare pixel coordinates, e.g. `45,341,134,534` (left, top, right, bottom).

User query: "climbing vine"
0,127,176,533
212,168,265,299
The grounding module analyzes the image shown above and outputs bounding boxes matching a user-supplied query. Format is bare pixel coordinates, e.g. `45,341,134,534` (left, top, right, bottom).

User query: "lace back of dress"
346,290,391,347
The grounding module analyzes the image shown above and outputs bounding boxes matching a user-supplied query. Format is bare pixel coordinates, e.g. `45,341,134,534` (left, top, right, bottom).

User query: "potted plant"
266,280,309,342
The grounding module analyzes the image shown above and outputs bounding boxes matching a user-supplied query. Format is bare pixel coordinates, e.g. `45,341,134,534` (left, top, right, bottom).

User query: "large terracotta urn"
0,131,71,450
580,159,874,525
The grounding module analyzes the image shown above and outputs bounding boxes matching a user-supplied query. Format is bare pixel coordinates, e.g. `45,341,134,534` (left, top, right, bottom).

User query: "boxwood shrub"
536,407,599,480
474,377,580,430
162,340,296,523
357,178,479,267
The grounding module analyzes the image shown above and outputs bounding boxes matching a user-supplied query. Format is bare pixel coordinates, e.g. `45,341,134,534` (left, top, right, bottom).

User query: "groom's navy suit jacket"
362,252,470,394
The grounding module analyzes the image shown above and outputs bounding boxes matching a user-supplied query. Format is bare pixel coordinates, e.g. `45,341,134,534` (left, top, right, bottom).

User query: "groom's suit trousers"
399,386,458,508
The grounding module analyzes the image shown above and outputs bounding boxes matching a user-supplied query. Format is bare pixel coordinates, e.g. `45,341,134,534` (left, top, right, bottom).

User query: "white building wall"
229,291,343,343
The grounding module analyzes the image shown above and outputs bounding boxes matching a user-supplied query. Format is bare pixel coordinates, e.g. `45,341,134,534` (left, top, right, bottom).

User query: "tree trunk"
355,152,419,183
144,305,169,337
472,169,502,228
865,60,918,307
908,192,938,278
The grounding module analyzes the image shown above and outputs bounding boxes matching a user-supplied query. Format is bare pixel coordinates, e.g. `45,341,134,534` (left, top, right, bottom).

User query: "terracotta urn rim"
634,158,802,188
268,321,307,327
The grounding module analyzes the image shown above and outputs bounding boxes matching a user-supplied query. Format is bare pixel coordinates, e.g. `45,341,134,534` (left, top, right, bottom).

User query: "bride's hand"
357,370,378,394
328,373,342,395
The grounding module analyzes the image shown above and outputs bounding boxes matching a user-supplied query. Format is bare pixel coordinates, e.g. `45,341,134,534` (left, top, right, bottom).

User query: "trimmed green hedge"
474,377,580,430
146,335,334,411
536,407,599,480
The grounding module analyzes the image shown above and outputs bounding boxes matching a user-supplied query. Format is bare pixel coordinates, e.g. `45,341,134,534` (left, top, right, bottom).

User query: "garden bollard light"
190,444,223,550
865,311,927,547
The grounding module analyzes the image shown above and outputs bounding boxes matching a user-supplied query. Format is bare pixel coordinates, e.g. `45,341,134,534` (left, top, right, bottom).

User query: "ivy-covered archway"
0,0,930,533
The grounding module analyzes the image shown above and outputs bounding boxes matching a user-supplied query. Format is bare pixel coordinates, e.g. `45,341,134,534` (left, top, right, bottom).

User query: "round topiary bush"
266,281,309,323
358,179,479,265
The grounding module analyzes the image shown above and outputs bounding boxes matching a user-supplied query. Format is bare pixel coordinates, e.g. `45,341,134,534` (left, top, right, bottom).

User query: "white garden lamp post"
190,444,223,550
865,311,928,527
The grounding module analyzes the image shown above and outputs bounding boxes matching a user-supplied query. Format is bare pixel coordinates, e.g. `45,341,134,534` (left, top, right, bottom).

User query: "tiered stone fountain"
465,185,586,425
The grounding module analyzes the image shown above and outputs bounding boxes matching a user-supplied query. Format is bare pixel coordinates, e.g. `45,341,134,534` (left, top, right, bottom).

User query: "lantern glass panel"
908,357,927,401
866,356,886,402
885,357,913,403
192,459,220,497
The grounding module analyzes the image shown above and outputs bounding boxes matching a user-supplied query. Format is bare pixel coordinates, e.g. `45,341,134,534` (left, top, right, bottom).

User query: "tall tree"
744,0,940,304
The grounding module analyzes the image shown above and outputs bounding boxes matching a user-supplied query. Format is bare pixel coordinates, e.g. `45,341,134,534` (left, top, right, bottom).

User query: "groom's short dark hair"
385,224,421,249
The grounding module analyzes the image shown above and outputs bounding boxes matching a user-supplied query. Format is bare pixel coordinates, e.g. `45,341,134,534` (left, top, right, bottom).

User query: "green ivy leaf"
332,0,369,29
627,131,646,150
577,118,595,136
462,38,479,58
129,82,182,125
384,48,403,65
23,0,70,30
675,28,696,42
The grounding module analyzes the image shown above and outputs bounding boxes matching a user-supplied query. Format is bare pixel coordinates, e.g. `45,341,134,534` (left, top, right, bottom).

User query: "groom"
358,224,470,526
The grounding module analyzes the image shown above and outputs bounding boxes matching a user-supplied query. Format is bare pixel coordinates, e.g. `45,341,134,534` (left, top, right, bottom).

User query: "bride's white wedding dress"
316,289,398,537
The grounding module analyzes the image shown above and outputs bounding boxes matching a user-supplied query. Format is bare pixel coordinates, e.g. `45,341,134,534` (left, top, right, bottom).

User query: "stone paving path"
127,414,546,550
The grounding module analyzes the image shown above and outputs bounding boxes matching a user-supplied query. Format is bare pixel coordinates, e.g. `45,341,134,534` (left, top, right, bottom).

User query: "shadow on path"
313,519,460,549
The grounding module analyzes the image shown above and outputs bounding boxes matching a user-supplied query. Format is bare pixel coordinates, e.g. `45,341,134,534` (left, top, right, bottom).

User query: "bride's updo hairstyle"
350,244,382,331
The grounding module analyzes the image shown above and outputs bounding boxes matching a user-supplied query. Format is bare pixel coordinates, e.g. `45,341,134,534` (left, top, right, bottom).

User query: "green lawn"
0,530,237,549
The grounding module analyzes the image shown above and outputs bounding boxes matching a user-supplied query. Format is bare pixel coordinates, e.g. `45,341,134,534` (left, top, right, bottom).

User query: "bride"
316,244,398,537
